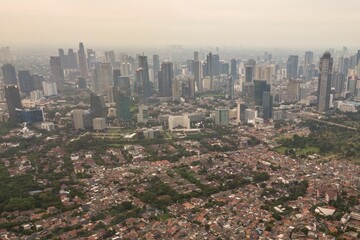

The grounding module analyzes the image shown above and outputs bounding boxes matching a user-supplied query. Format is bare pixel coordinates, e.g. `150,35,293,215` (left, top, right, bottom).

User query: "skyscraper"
286,55,299,79
194,51,199,61
304,51,314,80
78,42,88,78
254,80,270,106
153,55,160,84
90,93,106,119
244,65,253,82
105,51,116,67
215,108,229,126
4,85,22,121
158,61,174,97
18,70,34,94
317,52,333,112
1,63,17,85
42,82,58,96
137,55,150,102
227,76,234,100
230,59,238,80
113,69,121,85
206,52,220,77
93,62,112,93
193,61,202,92
50,56,65,91
262,91,273,121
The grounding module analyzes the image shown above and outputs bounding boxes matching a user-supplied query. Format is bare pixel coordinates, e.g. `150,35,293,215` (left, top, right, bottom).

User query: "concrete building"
93,117,106,130
215,108,229,126
168,115,190,131
42,82,58,96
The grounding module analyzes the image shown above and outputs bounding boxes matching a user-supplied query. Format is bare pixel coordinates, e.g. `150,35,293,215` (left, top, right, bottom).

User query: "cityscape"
1,0,360,240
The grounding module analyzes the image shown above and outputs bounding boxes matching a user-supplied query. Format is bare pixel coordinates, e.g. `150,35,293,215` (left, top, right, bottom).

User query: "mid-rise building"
215,108,229,126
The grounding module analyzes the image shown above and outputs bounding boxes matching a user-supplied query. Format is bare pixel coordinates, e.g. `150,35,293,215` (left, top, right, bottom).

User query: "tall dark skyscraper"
245,65,253,82
4,85,22,121
158,61,174,97
115,76,131,96
317,52,333,112
90,93,106,119
113,69,121,85
254,80,270,106
286,55,299,79
18,70,34,94
1,63,17,85
357,50,360,66
206,52,220,77
137,55,150,102
227,76,234,100
78,42,88,78
113,77,131,122
49,56,65,91
230,59,238,80
153,55,160,84
262,91,273,121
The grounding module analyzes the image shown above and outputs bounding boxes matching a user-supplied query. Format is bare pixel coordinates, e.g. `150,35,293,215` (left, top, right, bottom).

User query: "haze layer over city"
0,0,360,239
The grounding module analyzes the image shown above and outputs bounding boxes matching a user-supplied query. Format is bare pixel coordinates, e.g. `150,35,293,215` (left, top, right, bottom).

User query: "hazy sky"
1,0,359,49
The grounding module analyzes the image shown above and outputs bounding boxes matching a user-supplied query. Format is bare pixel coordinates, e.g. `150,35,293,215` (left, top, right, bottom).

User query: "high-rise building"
193,61,202,92
4,85,22,121
287,80,300,102
357,50,360,66
31,74,45,90
0,47,13,63
226,76,234,100
93,62,112,93
78,42,88,78
317,52,333,112
153,55,160,83
93,118,106,131
114,76,131,96
1,63,17,85
30,90,43,100
72,109,91,130
77,77,87,89
254,80,270,105
114,86,131,122
158,61,174,97
304,51,313,79
206,52,220,77
18,70,34,94
194,51,199,61
244,65,253,82
105,51,116,67
113,69,121,85
230,59,238,80
286,55,299,79
50,56,65,91
137,55,151,102
90,93,106,118
138,105,149,123
215,108,229,126
42,82,58,96
262,91,273,121
87,49,96,69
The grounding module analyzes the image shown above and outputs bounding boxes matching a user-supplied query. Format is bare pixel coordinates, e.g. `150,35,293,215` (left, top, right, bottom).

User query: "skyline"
1,0,360,49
